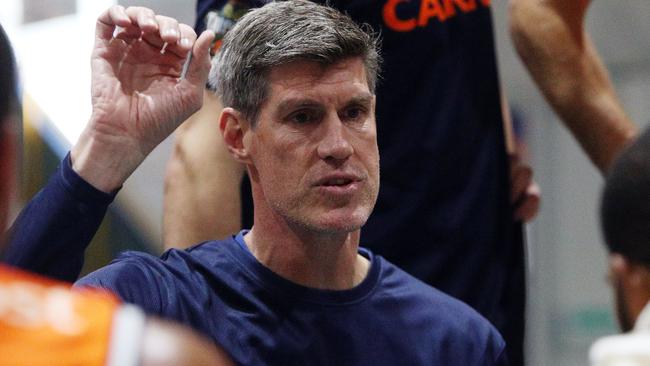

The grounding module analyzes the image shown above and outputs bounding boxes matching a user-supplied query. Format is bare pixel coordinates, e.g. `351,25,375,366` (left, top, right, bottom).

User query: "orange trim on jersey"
383,0,491,32
383,0,417,32
0,265,119,366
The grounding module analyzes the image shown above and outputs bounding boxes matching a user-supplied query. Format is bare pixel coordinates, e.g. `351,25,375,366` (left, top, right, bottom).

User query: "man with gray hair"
8,1,507,364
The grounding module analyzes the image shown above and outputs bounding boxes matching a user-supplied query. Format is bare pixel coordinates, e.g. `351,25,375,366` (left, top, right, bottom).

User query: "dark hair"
209,0,381,126
0,23,17,127
601,127,650,266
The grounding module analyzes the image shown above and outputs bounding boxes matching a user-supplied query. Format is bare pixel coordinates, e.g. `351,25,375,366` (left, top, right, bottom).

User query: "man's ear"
610,253,633,283
609,253,650,326
219,107,251,164
610,253,650,290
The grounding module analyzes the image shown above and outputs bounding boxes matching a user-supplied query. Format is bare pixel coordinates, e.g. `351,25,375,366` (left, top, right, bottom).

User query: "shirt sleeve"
493,346,509,366
485,330,509,366
75,252,167,316
3,153,118,282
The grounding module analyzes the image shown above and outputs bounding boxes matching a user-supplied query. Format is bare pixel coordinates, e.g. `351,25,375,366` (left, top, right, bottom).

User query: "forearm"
2,5,214,278
509,0,637,172
71,123,146,193
3,154,115,281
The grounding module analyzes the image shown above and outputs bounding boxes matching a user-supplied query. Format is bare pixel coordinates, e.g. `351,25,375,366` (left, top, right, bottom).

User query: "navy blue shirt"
4,1,524,363
3,157,508,365
3,154,117,280
77,231,507,365
4,157,507,365
197,1,525,364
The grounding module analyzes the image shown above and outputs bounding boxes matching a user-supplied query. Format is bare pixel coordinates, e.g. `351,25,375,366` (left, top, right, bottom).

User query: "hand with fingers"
509,152,541,223
71,5,215,193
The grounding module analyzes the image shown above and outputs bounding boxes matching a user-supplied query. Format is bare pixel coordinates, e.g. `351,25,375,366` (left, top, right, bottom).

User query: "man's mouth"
313,174,363,195
324,178,354,186
314,174,361,187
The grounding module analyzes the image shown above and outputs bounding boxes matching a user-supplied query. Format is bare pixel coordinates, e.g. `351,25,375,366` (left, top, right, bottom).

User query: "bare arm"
509,0,637,173
163,91,245,249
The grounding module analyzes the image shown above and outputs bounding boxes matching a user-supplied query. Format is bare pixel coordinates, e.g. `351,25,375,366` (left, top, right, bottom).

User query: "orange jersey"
0,265,144,366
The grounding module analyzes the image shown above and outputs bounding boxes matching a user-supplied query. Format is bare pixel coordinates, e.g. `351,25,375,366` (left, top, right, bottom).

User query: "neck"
244,216,369,290
635,300,650,331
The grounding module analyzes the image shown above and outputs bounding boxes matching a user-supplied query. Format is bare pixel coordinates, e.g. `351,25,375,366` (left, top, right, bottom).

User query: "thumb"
184,30,215,86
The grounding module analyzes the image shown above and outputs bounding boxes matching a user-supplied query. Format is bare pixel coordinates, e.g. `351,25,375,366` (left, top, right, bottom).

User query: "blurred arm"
163,91,245,249
141,318,235,366
502,93,540,223
509,0,637,173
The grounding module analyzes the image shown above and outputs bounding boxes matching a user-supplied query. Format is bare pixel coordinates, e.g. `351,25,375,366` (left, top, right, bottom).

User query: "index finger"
96,6,133,42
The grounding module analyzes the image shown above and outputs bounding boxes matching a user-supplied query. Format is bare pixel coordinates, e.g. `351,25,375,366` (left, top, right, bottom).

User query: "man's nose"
317,116,354,161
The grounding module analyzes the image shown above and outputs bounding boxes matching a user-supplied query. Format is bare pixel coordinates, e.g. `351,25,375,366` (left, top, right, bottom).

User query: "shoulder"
75,238,240,312
379,259,489,323
75,251,168,313
76,250,164,288
375,258,507,364
81,237,238,280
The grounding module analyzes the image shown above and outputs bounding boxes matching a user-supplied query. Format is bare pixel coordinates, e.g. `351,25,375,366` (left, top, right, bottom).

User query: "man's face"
246,57,379,235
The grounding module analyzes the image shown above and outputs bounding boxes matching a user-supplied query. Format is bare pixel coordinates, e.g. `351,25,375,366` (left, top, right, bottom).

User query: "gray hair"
602,126,650,267
209,0,381,126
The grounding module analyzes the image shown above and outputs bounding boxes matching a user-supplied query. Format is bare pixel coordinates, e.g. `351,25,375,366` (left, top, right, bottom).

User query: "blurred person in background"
511,1,642,363
510,0,637,172
0,15,233,366
590,126,650,365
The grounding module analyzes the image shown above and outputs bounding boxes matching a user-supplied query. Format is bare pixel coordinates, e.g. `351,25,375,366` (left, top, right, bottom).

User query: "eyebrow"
275,99,322,117
345,94,374,107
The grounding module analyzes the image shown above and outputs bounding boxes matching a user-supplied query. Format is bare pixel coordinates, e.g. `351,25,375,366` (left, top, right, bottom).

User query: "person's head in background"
0,23,19,248
601,126,650,331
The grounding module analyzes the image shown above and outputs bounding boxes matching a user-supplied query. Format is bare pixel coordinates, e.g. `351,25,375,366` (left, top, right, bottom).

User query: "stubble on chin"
272,189,376,235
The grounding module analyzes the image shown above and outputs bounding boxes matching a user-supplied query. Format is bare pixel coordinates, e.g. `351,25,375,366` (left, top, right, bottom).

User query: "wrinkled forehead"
265,58,372,99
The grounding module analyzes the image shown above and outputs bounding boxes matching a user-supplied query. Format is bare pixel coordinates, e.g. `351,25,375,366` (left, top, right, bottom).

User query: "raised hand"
509,152,541,223
72,6,214,192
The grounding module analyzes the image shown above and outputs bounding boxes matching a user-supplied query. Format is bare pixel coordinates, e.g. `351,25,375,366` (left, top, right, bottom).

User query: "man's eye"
341,106,365,121
289,111,316,124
